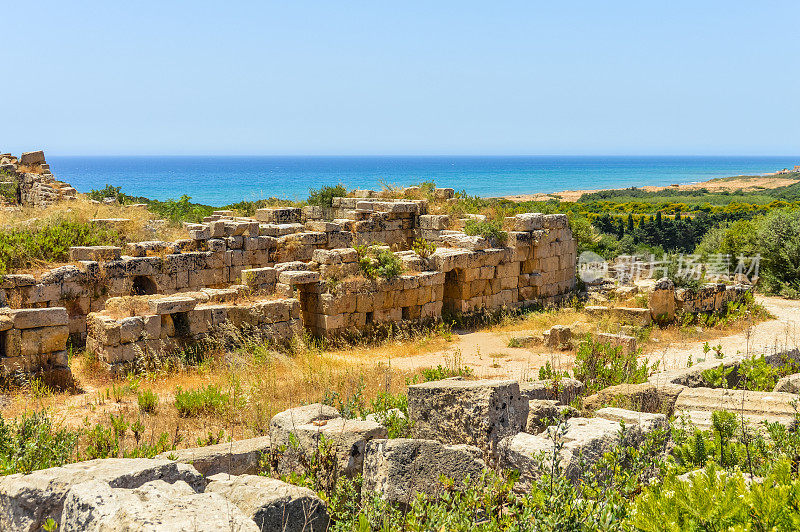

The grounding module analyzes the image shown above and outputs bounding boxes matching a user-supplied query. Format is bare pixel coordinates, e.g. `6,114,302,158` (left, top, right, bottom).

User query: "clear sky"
2,1,798,156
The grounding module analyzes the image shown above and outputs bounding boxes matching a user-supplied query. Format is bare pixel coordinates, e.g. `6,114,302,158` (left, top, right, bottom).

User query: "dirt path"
387,296,800,380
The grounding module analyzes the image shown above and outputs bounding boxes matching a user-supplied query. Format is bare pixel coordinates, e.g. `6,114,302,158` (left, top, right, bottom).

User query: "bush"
572,336,653,394
137,389,159,414
174,385,230,417
411,238,436,259
0,218,123,273
308,184,347,207
87,184,123,202
463,219,508,246
355,245,404,279
0,411,77,475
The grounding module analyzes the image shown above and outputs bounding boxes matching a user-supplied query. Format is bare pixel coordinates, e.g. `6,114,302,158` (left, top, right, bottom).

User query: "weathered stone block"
408,378,528,452
362,438,485,504
156,436,271,476
206,473,330,532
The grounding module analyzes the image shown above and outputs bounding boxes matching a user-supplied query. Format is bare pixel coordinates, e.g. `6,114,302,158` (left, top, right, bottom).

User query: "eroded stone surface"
362,438,486,504
408,378,528,452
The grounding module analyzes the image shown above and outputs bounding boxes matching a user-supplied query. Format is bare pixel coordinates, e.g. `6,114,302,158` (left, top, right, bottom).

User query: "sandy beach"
501,174,799,203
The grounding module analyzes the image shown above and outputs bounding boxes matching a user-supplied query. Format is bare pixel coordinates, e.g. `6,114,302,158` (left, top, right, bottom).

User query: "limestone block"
278,270,320,286
39,326,69,353
498,416,644,485
270,404,350,474
596,332,637,355
594,407,668,433
514,213,544,231
674,387,799,429
774,373,800,394
61,479,257,532
418,214,450,230
649,277,676,322
362,438,485,505
156,436,271,477
4,307,68,329
0,458,204,531
206,474,330,532
408,378,528,452
19,150,46,165
148,296,198,315
519,378,585,405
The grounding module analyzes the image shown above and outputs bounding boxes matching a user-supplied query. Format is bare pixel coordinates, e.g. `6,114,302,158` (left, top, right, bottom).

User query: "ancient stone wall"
86,290,301,374
0,307,70,381
0,150,76,207
0,196,578,379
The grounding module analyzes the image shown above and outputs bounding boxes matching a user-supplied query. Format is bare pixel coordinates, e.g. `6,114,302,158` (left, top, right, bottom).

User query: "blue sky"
2,1,798,156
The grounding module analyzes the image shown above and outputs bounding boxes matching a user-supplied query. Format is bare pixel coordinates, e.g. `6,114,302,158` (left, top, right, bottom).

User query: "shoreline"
498,173,799,203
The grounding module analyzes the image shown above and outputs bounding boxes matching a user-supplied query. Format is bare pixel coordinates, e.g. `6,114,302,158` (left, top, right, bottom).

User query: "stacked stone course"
0,191,578,379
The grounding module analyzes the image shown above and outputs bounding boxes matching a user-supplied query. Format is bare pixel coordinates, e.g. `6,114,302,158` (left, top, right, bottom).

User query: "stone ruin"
0,376,668,530
3,358,799,529
0,192,577,379
0,150,77,207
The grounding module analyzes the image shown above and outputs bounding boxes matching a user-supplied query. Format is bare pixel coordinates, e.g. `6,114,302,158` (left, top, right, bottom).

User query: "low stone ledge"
156,436,271,477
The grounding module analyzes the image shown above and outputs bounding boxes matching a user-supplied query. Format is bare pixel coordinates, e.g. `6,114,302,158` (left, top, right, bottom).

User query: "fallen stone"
774,373,800,394
595,407,668,432
156,436,271,476
408,378,528,452
525,400,578,434
543,325,571,349
0,458,204,531
362,438,486,505
581,383,684,415
61,479,257,532
673,387,799,430
206,473,330,532
499,416,650,484
519,378,585,405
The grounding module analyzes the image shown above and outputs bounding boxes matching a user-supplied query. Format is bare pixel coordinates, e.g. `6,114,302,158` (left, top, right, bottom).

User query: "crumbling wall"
0,307,70,381
0,150,76,207
0,196,578,380
87,290,301,374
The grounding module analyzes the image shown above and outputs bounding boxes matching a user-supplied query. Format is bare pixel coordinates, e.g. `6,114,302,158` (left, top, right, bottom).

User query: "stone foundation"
0,190,578,380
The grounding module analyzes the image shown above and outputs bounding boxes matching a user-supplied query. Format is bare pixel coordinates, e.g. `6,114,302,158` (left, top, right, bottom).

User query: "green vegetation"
355,245,404,279
174,385,230,417
463,219,508,246
571,336,654,394
0,411,76,475
0,217,123,273
701,352,799,391
137,389,159,414
411,238,436,258
308,184,348,207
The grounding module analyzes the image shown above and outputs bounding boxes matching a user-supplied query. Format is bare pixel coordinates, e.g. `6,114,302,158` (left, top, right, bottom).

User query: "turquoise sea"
47,156,800,206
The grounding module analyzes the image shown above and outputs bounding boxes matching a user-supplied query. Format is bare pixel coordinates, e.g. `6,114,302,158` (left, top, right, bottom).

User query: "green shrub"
308,184,347,207
572,335,653,394
87,184,123,202
174,385,230,417
411,238,436,259
0,218,123,273
355,245,404,279
0,412,77,475
137,389,159,414
463,219,508,246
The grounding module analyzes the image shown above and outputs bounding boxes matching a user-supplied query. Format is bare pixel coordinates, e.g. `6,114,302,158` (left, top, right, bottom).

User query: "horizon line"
44,153,800,158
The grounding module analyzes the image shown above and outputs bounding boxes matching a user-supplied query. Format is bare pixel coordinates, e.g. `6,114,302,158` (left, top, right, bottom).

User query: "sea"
47,155,800,206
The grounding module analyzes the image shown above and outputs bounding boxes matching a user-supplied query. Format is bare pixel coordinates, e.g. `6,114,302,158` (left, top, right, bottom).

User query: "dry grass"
0,196,187,245
1,337,424,455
